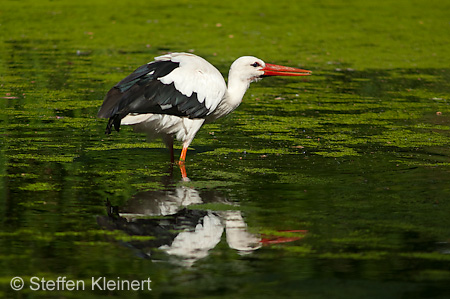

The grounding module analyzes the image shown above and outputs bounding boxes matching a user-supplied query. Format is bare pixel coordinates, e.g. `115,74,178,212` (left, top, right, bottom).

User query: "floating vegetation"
18,182,58,192
1,0,450,297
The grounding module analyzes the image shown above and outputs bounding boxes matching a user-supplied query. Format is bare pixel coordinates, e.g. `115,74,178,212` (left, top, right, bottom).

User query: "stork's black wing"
98,60,210,134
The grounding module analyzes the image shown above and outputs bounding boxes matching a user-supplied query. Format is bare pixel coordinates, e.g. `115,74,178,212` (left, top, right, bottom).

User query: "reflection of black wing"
97,201,209,258
97,61,210,134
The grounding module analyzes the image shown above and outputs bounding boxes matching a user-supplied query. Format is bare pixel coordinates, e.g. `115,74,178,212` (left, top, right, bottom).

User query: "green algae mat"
1,0,450,298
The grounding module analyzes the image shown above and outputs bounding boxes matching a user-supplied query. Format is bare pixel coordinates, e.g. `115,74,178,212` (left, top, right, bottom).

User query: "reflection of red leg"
260,230,308,245
179,161,188,180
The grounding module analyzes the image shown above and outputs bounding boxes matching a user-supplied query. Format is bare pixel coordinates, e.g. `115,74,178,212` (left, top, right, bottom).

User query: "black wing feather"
98,60,211,134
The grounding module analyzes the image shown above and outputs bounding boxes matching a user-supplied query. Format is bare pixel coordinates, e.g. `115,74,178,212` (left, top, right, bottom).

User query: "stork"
98,53,311,178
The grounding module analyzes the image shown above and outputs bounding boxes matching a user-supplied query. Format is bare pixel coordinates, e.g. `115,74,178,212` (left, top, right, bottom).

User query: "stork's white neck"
208,69,251,121
228,68,252,99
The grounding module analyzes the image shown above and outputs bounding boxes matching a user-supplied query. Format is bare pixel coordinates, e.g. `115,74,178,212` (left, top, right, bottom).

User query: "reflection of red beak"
260,229,308,245
262,64,312,77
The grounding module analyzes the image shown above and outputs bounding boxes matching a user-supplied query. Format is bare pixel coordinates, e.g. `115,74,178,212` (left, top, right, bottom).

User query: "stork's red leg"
179,146,188,162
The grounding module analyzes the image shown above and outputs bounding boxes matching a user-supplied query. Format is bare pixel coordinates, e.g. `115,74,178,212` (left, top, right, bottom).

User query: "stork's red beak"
262,63,311,76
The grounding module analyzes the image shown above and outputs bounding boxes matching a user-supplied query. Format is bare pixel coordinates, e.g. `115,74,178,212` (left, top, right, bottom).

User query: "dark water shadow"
257,67,450,107
324,67,450,98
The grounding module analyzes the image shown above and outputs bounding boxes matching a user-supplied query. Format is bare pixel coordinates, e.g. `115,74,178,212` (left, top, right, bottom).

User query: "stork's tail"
105,115,122,134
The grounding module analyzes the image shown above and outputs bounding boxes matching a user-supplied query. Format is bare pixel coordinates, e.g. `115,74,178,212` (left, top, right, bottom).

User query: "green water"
1,0,450,298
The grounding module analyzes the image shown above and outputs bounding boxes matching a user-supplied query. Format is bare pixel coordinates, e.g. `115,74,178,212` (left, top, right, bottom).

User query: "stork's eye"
251,62,261,67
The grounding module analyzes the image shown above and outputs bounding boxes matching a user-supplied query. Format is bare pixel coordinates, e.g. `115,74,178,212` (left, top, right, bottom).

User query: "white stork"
98,53,311,177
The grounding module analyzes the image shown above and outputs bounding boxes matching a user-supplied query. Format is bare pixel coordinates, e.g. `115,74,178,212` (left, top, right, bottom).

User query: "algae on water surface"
1,0,450,297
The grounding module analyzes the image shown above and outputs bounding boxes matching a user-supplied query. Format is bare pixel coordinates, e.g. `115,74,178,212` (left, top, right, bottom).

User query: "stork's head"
229,56,311,84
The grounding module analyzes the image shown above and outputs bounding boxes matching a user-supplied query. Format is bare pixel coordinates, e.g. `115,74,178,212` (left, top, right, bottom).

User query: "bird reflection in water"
98,178,306,266
97,181,261,266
